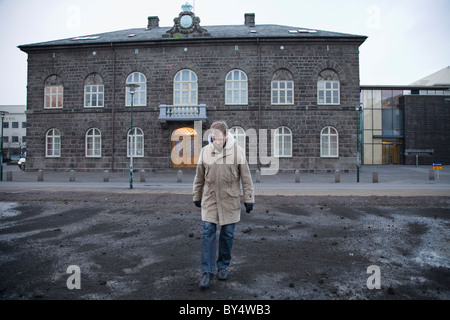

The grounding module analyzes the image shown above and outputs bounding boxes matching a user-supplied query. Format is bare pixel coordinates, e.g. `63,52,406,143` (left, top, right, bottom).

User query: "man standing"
193,121,254,289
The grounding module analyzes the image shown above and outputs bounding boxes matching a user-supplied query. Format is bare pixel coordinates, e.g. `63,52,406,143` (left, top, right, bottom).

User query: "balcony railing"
158,104,207,121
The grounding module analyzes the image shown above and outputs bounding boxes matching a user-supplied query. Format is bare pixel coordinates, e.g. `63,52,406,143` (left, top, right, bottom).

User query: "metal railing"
158,104,207,121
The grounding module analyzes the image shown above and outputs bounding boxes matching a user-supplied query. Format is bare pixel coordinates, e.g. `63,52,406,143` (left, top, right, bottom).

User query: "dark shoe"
199,272,212,289
217,268,228,280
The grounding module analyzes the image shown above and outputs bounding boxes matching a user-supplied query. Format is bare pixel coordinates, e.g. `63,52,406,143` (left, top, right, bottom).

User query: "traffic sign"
432,163,442,170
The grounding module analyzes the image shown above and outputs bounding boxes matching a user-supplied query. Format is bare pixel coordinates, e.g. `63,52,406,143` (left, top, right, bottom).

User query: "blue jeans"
201,222,236,274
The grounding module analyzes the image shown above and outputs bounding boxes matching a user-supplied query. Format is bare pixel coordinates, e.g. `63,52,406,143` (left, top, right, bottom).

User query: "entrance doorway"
171,127,198,168
382,140,404,164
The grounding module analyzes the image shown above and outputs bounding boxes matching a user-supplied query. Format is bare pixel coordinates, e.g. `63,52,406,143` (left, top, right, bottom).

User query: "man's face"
211,129,226,149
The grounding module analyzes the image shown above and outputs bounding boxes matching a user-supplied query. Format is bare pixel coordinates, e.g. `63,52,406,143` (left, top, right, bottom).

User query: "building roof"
360,85,450,91
410,66,450,86
18,22,366,51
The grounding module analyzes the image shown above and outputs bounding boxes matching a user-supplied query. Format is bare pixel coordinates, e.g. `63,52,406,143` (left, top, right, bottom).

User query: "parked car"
10,154,20,164
18,157,26,170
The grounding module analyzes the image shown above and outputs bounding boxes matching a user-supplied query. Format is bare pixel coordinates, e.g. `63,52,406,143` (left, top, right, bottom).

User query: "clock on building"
163,2,210,38
180,14,193,29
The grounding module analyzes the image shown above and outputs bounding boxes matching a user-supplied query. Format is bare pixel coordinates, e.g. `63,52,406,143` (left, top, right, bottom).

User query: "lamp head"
125,83,140,94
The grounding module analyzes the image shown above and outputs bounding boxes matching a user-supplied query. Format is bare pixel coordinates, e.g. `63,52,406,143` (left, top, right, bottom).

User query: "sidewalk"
0,164,449,197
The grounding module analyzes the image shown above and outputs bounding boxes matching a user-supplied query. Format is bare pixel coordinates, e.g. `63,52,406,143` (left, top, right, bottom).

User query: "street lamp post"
126,84,140,189
0,111,9,182
355,103,363,183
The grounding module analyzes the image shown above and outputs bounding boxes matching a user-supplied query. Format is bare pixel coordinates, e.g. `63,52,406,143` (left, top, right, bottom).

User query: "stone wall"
24,37,362,172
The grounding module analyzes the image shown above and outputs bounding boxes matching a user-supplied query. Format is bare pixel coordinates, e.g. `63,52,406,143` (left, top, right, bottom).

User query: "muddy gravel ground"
0,190,449,302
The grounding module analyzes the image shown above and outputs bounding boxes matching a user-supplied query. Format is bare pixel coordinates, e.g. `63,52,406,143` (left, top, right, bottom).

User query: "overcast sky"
0,0,448,105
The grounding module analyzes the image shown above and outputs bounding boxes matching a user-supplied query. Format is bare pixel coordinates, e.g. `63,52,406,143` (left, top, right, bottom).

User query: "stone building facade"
19,7,366,173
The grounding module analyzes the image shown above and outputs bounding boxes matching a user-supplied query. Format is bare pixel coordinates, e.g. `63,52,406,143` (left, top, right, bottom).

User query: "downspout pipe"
111,42,116,172
257,37,261,170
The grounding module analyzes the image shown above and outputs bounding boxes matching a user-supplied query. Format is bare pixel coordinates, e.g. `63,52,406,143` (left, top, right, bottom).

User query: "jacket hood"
208,132,236,150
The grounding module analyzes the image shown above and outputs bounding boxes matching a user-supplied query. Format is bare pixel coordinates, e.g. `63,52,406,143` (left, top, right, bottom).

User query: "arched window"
271,69,294,105
84,73,104,107
85,128,101,157
174,69,197,105
318,69,340,105
128,127,144,157
44,75,63,109
225,70,248,105
229,126,246,151
126,72,147,106
274,126,292,157
321,126,339,157
45,128,61,157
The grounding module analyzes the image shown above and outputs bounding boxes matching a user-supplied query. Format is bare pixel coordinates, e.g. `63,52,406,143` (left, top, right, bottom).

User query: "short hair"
210,121,228,136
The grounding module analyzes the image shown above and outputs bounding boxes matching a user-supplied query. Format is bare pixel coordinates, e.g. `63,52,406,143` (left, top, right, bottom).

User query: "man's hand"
194,200,202,208
244,203,253,213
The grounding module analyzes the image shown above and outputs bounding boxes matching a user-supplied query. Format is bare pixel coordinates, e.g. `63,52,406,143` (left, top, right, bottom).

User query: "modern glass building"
360,85,450,165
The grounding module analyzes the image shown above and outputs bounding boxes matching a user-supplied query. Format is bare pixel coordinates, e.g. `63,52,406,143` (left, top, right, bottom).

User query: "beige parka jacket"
193,134,255,225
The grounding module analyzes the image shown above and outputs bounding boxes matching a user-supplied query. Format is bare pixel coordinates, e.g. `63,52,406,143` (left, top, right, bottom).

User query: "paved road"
0,164,449,306
1,165,449,196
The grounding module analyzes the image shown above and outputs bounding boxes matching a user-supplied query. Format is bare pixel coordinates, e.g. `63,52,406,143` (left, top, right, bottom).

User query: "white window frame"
126,72,147,106
229,126,246,151
85,128,102,158
174,69,198,105
274,126,292,158
127,127,144,157
84,84,104,108
271,81,294,105
318,80,340,105
44,86,63,109
225,70,248,105
320,126,339,158
45,128,61,157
